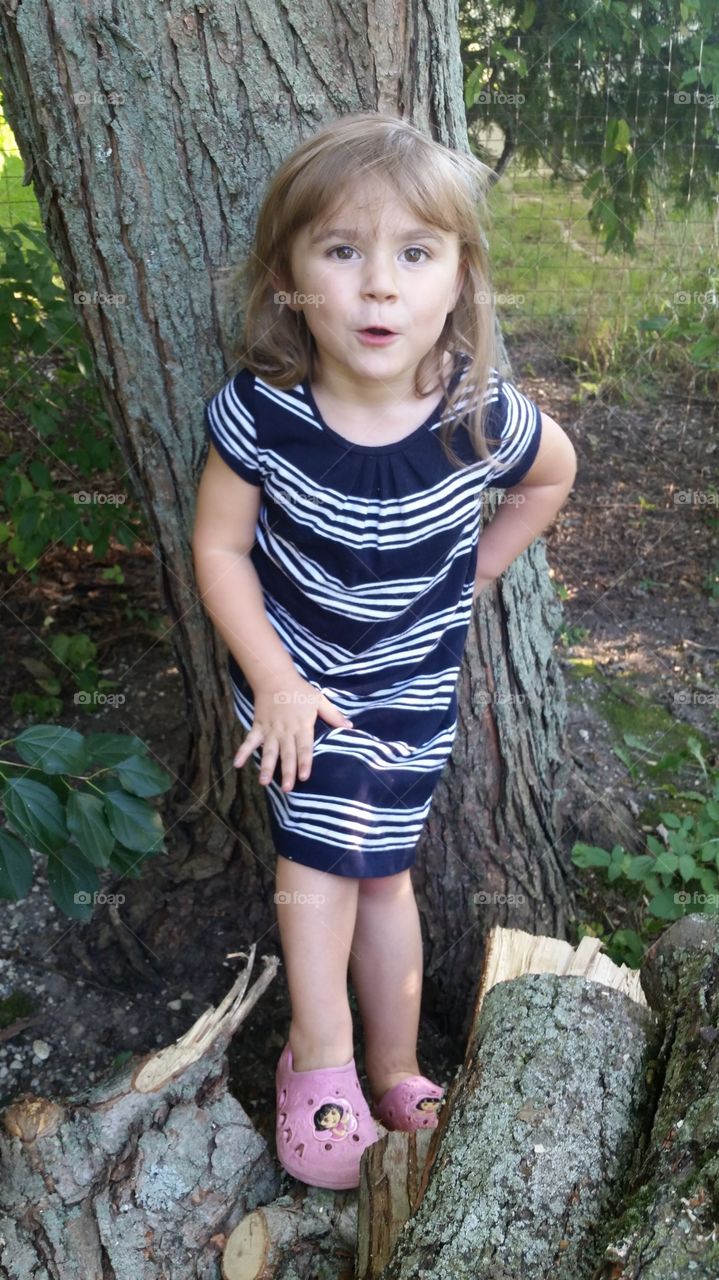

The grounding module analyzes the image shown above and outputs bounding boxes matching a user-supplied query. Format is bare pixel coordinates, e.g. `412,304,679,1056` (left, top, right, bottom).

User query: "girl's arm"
192,443,298,692
473,412,577,599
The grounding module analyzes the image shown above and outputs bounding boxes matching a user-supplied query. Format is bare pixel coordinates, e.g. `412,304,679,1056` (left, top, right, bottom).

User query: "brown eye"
403,246,429,263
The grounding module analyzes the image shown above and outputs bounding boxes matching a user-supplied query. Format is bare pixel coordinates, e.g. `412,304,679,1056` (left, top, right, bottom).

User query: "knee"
358,868,413,898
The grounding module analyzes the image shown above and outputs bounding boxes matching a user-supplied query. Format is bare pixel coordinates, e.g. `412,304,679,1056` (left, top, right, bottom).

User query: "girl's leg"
347,868,424,1105
275,854,359,1070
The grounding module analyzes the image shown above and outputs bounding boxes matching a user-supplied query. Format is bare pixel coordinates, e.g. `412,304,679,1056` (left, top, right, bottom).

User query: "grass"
486,165,717,334
484,161,718,399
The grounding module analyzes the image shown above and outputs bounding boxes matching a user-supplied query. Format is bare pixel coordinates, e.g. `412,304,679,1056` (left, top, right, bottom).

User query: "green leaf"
108,844,146,878
103,791,164,853
571,843,612,868
46,845,100,919
659,812,682,829
625,855,655,882
84,732,148,767
112,755,173,798
517,0,536,30
2,777,68,853
654,850,679,875
582,170,604,198
691,334,719,363
697,869,717,895
613,118,632,153
0,829,34,899
66,791,115,867
28,459,51,488
687,738,708,779
678,853,698,882
464,65,486,110
14,724,88,774
610,928,645,967
647,887,684,920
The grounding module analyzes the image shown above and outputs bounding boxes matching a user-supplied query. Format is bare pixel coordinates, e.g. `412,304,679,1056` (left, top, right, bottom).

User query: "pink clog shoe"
371,1075,445,1131
275,1042,380,1190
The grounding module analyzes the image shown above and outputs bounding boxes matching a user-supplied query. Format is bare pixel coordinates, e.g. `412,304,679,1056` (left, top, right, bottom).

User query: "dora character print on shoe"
313,1098,358,1140
417,1095,443,1116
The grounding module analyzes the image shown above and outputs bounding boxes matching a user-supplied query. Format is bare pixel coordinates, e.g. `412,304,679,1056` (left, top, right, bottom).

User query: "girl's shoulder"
204,366,261,486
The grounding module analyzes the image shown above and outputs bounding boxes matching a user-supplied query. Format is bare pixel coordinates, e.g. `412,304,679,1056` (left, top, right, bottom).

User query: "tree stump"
359,926,663,1280
593,914,719,1278
0,946,279,1280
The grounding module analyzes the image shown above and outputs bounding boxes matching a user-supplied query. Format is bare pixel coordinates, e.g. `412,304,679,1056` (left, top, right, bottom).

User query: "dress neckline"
301,351,471,455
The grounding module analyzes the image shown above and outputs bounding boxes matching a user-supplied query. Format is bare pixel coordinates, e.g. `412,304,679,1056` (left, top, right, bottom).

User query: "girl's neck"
311,349,454,420
308,350,457,444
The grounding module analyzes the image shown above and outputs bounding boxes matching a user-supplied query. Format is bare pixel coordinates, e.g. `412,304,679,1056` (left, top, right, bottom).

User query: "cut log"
221,1191,358,1280
0,945,279,1280
361,925,663,1280
592,914,719,1278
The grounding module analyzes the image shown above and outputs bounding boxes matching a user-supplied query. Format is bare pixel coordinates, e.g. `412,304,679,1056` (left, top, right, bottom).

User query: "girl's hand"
233,677,353,792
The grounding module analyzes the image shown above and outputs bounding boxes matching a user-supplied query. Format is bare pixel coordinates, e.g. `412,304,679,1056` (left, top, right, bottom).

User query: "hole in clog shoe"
282,1127,292,1143
351,1134,361,1142
324,1143,332,1150
278,1088,287,1106
278,1112,287,1126
293,1142,305,1158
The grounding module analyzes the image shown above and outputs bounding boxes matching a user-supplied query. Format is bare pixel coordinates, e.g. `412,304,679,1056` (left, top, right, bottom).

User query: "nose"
360,251,399,301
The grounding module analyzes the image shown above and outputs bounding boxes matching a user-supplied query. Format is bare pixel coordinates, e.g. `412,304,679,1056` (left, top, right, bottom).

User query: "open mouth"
361,327,396,336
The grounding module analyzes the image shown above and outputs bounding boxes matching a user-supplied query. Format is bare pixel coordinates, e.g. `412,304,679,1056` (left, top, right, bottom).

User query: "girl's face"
284,180,466,398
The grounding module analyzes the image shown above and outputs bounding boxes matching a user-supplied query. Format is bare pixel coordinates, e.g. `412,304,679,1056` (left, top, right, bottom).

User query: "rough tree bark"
0,947,281,1280
0,0,577,1033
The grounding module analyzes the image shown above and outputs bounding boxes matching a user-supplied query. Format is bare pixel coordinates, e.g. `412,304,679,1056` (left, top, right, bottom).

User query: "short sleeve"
204,368,262,486
482,371,543,488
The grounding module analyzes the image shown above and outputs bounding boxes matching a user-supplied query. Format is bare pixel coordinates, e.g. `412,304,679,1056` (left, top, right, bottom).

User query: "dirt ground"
0,339,717,1157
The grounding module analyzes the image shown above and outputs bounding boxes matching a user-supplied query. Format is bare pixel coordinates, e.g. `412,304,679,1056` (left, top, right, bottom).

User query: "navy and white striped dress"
204,350,542,878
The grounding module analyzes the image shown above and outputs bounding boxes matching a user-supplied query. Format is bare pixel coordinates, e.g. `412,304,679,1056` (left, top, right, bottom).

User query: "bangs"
278,125,488,253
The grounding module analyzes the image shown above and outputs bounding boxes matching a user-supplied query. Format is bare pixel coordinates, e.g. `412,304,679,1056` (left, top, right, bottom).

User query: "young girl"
192,112,576,1192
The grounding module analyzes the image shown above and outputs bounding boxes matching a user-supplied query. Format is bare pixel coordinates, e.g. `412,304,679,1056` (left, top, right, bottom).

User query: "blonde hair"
226,112,513,472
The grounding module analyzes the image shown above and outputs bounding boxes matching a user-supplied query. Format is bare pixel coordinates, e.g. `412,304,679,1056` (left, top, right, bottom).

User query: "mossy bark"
593,915,719,1278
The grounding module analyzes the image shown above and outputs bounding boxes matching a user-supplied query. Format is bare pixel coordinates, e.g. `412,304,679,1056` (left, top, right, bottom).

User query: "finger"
259,739,279,785
297,741,313,782
234,728,263,767
278,735,297,792
318,694,353,728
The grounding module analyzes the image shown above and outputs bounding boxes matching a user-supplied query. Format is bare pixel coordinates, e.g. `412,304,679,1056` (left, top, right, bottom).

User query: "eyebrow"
310,226,445,244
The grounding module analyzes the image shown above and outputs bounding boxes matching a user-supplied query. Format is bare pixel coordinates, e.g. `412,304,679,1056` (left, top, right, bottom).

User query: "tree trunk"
0,0,576,1027
0,947,280,1280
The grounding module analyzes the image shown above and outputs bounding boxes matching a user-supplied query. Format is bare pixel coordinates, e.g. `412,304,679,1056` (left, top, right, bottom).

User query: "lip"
356,328,399,346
